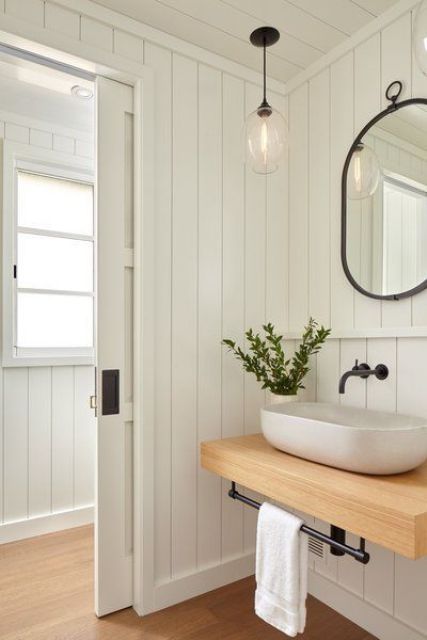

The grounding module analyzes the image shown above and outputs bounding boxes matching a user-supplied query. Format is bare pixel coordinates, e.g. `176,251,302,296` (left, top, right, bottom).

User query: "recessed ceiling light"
71,84,93,99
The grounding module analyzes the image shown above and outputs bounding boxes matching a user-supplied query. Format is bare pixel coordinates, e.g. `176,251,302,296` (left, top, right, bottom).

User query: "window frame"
2,141,96,367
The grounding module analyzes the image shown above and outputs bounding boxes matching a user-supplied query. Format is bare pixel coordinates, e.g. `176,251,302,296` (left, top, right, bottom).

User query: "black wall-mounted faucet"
339,359,389,394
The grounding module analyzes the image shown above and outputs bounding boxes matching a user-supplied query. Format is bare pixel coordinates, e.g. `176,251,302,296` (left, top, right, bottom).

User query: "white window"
382,174,427,296
2,143,95,366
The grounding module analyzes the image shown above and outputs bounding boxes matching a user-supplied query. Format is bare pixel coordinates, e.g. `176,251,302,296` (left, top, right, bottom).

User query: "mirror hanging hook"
385,80,403,107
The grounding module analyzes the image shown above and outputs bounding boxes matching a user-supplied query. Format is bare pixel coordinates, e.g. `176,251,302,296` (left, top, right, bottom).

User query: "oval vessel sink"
261,402,427,475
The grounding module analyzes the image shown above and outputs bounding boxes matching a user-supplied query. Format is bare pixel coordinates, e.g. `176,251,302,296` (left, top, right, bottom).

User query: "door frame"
0,21,156,616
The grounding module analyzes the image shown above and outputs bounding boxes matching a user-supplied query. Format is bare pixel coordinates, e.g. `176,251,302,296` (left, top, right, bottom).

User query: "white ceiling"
0,53,94,133
94,0,402,82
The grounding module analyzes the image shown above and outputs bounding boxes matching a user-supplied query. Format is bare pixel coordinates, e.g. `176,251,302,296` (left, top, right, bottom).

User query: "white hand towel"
255,502,308,637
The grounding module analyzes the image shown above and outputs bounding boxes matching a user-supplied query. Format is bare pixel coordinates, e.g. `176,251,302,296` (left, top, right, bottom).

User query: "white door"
95,76,134,616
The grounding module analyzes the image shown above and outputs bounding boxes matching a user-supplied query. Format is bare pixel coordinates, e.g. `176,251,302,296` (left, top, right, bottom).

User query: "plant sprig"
222,318,331,395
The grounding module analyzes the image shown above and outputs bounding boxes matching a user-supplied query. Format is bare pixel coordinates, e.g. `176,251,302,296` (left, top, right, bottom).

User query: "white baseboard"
0,505,94,544
153,552,256,611
309,570,424,640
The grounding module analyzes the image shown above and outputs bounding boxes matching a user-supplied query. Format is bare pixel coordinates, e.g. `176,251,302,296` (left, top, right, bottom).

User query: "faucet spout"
339,361,388,394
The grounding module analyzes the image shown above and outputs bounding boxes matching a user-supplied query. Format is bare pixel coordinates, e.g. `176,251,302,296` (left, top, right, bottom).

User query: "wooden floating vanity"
201,433,427,559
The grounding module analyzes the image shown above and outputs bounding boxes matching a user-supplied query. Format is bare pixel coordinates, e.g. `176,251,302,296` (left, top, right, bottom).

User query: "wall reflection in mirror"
343,90,427,300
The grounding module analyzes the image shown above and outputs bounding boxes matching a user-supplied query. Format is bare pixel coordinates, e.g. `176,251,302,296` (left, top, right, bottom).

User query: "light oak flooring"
0,525,378,639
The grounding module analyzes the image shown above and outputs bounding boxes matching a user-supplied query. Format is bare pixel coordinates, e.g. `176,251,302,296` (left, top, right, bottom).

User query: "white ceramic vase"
268,393,298,405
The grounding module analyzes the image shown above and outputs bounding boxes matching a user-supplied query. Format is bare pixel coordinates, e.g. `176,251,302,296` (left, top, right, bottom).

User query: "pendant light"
413,0,427,75
347,143,381,200
244,27,287,174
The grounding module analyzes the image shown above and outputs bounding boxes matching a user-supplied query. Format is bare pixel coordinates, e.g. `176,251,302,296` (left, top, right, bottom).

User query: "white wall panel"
330,53,355,330
316,339,340,403
5,122,29,143
364,541,395,615
45,3,80,39
266,93,288,329
1,362,94,534
139,39,280,592
29,129,52,149
53,133,74,154
5,0,44,26
197,63,222,569
144,42,173,586
308,69,330,326
171,53,198,578
3,368,28,522
80,16,113,52
74,366,95,507
366,337,397,411
381,13,412,106
221,73,245,561
51,366,74,513
288,82,309,331
28,367,51,517
114,30,144,63
395,555,427,634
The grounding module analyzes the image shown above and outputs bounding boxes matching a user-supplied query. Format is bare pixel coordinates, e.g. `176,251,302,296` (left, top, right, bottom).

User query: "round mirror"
342,84,427,300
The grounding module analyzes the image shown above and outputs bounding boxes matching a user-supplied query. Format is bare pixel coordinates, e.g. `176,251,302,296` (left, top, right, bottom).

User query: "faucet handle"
352,359,371,378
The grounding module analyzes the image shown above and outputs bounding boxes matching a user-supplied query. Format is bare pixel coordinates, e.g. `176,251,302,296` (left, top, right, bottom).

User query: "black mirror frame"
341,82,427,301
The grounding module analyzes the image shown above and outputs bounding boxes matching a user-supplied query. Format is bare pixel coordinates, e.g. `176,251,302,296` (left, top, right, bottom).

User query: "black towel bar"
228,482,370,565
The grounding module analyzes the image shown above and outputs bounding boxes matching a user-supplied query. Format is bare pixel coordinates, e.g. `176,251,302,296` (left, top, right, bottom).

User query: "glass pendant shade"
413,0,427,75
245,106,287,174
348,143,381,200
245,26,286,174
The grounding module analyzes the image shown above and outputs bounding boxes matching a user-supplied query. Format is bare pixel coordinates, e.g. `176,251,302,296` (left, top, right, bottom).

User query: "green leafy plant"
222,318,331,396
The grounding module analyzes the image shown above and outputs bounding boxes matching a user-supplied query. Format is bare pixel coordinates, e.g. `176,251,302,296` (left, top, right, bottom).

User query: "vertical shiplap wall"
0,115,95,536
297,337,427,638
145,40,287,585
285,5,427,638
286,7,427,335
1,366,95,527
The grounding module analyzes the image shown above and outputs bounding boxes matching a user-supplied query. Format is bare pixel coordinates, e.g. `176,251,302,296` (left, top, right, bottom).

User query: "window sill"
2,354,95,368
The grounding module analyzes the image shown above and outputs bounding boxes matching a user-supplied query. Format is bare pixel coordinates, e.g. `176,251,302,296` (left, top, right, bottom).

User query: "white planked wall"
0,110,95,540
1,366,95,524
145,40,287,587
291,338,427,639
285,4,427,335
284,4,427,638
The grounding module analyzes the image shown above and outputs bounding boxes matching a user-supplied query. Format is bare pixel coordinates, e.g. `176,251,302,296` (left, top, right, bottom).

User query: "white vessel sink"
261,402,427,475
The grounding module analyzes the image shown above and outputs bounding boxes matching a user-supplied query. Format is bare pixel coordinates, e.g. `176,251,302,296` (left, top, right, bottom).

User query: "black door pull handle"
102,369,120,415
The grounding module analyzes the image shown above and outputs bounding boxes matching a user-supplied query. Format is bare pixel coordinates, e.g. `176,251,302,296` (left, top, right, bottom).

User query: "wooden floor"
0,525,377,639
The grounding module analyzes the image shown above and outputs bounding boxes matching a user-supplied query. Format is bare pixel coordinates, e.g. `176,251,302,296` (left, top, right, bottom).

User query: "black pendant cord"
249,26,280,111
228,482,370,564
263,38,267,105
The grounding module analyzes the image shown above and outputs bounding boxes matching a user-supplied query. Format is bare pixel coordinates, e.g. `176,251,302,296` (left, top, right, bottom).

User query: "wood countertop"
201,433,427,559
